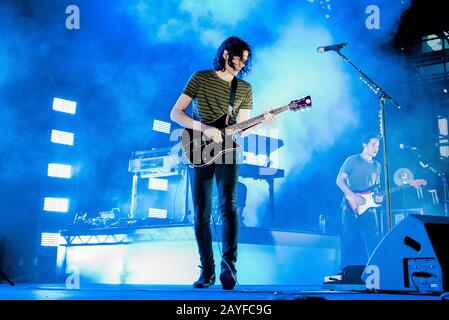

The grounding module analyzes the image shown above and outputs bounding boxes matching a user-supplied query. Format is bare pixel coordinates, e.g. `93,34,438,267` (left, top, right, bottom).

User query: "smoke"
1,0,418,235
122,0,261,47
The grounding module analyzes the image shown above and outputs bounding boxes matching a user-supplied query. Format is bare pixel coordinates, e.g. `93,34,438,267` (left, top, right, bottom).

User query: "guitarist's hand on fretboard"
262,109,276,124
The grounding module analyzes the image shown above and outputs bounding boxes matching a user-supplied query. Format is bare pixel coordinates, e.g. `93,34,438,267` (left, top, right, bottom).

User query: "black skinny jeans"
340,205,381,270
190,162,239,273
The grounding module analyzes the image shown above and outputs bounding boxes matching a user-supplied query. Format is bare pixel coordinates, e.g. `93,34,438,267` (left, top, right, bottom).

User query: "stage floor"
0,283,444,300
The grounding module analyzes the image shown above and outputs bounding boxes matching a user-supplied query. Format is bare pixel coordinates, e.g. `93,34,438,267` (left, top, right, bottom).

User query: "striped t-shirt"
183,70,253,125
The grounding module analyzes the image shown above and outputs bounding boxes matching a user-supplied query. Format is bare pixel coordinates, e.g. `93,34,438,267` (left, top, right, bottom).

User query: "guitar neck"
224,104,290,135
378,184,410,197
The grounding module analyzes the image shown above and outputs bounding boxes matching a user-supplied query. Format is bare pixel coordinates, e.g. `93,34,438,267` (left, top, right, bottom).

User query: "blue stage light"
43,197,70,213
148,177,168,191
40,232,61,247
152,119,171,134
48,163,72,179
51,130,74,146
52,98,77,114
148,208,168,219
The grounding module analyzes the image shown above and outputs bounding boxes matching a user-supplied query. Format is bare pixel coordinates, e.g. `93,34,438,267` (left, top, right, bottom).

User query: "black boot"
193,266,216,288
219,261,236,290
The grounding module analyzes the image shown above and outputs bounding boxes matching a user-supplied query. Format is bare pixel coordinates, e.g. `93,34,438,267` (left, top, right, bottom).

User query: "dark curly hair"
361,132,381,145
213,36,252,76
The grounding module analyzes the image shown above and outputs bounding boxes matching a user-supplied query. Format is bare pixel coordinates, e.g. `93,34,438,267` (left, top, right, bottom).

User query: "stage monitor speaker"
362,214,449,293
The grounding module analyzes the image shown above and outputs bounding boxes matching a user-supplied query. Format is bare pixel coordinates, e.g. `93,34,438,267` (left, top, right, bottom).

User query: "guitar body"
346,192,381,216
345,179,427,216
181,114,240,168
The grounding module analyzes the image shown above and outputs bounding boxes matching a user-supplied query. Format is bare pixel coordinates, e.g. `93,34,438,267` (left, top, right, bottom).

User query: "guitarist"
170,36,275,290
336,132,383,271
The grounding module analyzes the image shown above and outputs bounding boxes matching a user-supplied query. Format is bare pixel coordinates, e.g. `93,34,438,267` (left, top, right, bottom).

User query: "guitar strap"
226,77,238,126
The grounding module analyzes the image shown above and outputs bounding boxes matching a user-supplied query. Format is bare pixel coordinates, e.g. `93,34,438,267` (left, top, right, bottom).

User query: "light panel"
51,130,74,146
148,208,167,219
48,163,72,179
148,177,168,191
153,119,171,134
438,118,448,136
52,98,77,114
43,197,70,213
41,232,61,247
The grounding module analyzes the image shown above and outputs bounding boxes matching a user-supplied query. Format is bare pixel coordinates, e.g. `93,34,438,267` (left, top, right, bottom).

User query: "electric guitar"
346,179,427,216
180,96,312,167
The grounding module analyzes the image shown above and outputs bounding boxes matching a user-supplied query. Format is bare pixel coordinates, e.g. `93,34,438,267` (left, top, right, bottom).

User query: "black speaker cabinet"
362,214,449,293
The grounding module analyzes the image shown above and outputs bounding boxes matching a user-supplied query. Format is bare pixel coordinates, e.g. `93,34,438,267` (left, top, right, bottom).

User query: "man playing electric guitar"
336,132,383,270
170,37,275,290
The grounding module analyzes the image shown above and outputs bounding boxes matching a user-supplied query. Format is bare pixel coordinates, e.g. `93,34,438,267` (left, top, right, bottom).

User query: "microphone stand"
442,174,448,216
333,49,401,232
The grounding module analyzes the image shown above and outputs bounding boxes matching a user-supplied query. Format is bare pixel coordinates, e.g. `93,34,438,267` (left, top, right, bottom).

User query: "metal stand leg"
129,173,139,218
442,174,448,216
267,177,275,228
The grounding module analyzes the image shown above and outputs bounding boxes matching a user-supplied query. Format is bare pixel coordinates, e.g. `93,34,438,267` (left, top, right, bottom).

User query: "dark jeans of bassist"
190,162,240,274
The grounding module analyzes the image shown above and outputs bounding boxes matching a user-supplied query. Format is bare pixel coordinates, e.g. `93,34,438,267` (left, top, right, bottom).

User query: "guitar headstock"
289,95,312,112
410,179,427,188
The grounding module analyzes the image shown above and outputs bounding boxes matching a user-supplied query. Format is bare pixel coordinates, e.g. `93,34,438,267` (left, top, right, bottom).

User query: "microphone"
399,143,418,152
317,43,349,53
